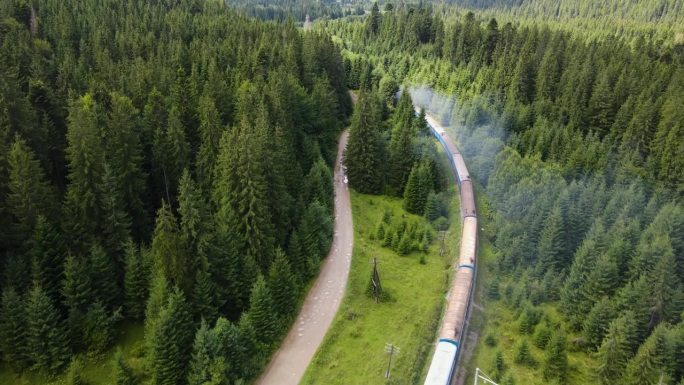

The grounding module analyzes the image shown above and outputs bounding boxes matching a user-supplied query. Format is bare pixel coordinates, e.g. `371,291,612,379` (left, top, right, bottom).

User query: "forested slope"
0,0,350,382
444,0,684,25
327,4,684,384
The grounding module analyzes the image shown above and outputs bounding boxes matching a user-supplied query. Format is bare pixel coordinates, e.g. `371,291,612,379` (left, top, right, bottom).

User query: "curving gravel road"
255,129,353,385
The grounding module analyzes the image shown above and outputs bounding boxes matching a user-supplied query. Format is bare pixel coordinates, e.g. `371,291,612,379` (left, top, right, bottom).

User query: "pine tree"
187,320,225,385
345,91,385,194
596,313,633,385
150,287,195,385
299,201,333,268
177,169,208,256
29,215,64,302
124,241,149,320
543,331,567,383
144,271,170,360
388,92,416,194
404,162,432,215
0,287,29,370
151,201,191,291
247,275,276,344
267,249,298,322
113,348,138,385
26,285,71,372
424,192,440,221
83,300,120,354
105,92,147,236
192,266,218,325
623,324,671,385
195,95,222,195
536,206,565,274
7,134,55,247
491,350,506,381
583,297,616,350
514,339,534,366
89,241,120,309
100,163,132,262
63,94,105,252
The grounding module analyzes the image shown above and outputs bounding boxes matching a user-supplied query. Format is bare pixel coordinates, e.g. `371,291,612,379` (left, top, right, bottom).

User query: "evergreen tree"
388,92,416,194
345,92,385,194
543,331,568,383
7,134,55,247
404,162,432,215
26,285,71,372
124,241,149,320
150,287,194,385
0,287,28,370
195,95,222,195
113,348,138,385
151,201,191,291
29,215,64,302
89,241,120,309
596,313,634,385
514,339,534,366
105,92,147,237
100,162,132,262
536,206,565,273
583,297,616,350
267,249,298,322
192,265,218,325
623,324,671,385
491,350,506,381
187,320,226,385
246,275,276,344
63,94,105,252
177,169,208,256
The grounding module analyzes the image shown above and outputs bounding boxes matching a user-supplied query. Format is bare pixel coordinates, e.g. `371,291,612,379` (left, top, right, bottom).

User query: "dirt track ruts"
254,129,353,385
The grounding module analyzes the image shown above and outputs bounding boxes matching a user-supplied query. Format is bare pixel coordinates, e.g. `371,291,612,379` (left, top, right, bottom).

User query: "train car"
460,180,476,218
452,153,470,184
458,217,477,268
424,339,458,384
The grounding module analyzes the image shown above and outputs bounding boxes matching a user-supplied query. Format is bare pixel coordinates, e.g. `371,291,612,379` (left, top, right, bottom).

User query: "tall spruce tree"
0,287,28,370
26,285,71,372
7,134,55,248
246,275,276,344
345,92,385,194
105,93,147,237
63,94,105,252
150,287,195,385
124,241,149,320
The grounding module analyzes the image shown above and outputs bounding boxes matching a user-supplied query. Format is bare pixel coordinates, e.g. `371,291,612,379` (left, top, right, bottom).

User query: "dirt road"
255,130,353,385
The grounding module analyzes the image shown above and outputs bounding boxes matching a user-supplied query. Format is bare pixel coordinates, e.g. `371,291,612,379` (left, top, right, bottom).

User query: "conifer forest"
1,0,683,384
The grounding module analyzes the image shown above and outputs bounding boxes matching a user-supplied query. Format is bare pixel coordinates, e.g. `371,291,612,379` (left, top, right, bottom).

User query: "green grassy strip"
301,191,460,385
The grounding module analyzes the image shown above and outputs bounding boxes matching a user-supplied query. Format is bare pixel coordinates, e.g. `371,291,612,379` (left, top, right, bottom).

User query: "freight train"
418,109,478,385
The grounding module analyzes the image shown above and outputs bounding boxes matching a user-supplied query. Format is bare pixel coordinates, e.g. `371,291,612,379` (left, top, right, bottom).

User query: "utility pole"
474,368,499,385
384,343,400,382
371,257,382,303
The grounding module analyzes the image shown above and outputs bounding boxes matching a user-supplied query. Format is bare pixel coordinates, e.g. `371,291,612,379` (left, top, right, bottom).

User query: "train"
418,108,478,385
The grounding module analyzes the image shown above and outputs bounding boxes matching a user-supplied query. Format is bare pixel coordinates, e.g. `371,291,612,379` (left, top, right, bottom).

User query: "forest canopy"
0,0,350,382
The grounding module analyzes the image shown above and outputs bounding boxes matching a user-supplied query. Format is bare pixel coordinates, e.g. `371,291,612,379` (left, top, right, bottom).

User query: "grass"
301,191,460,385
0,322,144,385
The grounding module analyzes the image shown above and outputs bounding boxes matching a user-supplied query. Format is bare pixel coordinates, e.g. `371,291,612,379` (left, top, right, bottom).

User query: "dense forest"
442,0,684,25
0,0,351,382
327,3,684,384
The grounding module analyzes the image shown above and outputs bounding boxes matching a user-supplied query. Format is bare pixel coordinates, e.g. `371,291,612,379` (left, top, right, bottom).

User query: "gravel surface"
255,130,353,385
